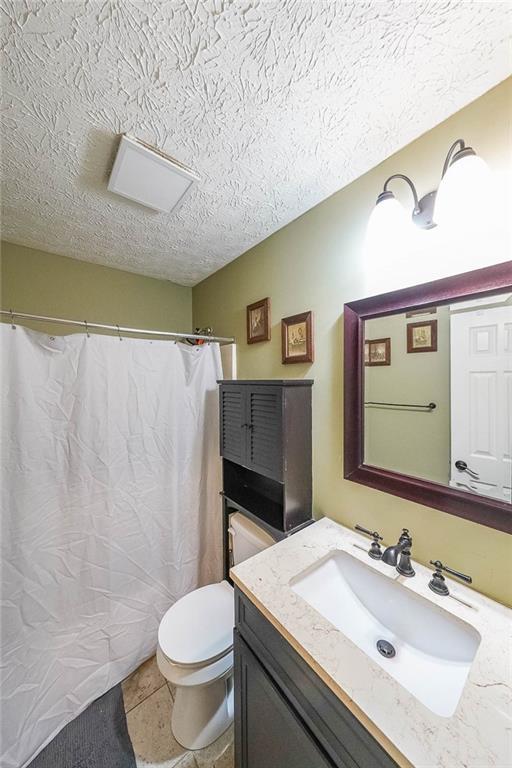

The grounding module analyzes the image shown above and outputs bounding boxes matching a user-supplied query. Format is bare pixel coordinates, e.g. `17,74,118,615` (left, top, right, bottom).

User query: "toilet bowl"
156,513,274,750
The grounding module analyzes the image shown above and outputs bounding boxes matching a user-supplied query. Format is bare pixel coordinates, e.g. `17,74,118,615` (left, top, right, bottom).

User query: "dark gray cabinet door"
220,385,246,465
235,632,334,768
246,386,283,481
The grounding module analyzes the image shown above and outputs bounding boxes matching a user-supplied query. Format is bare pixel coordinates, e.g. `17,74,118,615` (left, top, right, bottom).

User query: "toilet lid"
158,580,234,666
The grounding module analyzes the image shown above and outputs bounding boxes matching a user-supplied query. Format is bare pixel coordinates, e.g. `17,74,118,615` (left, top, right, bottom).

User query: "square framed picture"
365,338,391,366
247,297,271,344
281,311,314,364
407,319,438,353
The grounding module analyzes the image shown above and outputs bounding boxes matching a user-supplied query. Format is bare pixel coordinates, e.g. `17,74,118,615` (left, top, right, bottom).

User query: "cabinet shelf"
222,495,290,542
223,460,284,532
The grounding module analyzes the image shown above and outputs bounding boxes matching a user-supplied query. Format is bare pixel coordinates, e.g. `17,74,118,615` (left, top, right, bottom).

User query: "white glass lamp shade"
434,153,492,229
363,194,418,294
365,194,410,252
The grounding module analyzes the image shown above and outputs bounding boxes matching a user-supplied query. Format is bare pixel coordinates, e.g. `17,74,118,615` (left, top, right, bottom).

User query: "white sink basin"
290,550,481,718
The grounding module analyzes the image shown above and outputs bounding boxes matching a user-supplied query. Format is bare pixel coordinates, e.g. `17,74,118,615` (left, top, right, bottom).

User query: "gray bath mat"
29,685,136,768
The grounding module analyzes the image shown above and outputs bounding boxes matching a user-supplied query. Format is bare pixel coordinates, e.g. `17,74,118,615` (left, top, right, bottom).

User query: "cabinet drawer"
235,589,399,768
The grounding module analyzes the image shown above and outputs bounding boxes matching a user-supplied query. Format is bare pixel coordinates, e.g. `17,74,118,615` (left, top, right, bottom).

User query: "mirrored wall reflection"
363,291,512,503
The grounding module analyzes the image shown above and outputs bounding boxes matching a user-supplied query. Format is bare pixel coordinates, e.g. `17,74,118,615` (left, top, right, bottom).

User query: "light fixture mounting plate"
412,190,437,229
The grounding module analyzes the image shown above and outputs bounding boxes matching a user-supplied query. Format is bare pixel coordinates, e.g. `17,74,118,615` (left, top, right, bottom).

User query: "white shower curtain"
0,325,223,768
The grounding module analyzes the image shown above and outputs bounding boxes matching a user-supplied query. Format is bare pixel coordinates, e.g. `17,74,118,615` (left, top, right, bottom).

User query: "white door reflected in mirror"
450,304,512,502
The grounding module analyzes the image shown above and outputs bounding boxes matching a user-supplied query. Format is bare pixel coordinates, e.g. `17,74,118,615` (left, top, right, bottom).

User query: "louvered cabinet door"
220,385,246,465
247,386,283,481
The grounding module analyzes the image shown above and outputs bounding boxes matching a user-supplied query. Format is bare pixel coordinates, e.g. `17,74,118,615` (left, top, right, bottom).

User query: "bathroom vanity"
231,519,512,768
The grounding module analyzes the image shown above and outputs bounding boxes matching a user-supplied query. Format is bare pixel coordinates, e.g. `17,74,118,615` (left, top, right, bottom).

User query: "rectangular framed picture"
247,297,271,344
281,311,314,364
365,337,391,366
407,319,438,353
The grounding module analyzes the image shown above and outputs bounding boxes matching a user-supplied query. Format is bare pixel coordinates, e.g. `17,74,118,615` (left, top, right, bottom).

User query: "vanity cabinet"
219,380,312,536
235,588,399,768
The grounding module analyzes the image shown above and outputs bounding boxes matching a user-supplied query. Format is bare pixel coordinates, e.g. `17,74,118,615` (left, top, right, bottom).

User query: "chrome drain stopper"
376,639,396,658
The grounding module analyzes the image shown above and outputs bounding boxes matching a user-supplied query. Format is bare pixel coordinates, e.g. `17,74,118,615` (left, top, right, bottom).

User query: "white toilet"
156,513,275,750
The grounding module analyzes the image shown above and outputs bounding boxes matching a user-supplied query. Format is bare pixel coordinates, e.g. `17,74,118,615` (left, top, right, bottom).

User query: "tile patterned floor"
122,656,234,768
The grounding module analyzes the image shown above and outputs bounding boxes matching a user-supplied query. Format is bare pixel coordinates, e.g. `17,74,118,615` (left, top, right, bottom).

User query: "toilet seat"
157,646,233,688
158,580,234,666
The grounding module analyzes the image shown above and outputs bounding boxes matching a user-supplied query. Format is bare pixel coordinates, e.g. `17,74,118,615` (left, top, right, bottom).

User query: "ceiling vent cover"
107,134,200,213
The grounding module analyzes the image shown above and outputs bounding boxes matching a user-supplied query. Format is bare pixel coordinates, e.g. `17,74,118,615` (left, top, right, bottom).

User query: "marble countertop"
230,518,512,768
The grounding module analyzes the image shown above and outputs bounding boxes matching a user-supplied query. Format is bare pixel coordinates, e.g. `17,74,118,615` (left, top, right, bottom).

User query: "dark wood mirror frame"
344,261,512,534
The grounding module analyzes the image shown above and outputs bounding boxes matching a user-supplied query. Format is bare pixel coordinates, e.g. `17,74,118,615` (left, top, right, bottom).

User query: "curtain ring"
84,320,90,338
10,309,16,330
116,324,123,341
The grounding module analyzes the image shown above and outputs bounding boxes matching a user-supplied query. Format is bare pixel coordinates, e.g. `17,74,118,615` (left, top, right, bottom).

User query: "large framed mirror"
344,262,512,534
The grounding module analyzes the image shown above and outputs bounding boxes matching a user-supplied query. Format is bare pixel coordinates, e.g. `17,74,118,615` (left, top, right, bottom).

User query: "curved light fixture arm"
441,139,466,178
383,173,420,213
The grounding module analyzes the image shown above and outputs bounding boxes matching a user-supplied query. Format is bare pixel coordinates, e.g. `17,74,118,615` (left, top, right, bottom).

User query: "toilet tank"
229,512,275,565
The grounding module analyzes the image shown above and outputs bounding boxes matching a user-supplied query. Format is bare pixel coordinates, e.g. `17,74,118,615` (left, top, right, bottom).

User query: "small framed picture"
365,338,391,366
406,307,437,318
247,297,271,344
281,311,314,364
407,319,438,353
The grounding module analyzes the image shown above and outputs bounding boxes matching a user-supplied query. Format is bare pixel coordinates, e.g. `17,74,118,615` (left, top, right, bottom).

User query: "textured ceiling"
1,1,511,286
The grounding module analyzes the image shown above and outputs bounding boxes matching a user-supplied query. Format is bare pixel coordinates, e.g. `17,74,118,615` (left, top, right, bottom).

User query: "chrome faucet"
381,529,415,577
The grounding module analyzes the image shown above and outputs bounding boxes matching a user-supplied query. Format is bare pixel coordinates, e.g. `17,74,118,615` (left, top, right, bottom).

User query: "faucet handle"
355,524,382,539
428,560,472,596
355,524,383,560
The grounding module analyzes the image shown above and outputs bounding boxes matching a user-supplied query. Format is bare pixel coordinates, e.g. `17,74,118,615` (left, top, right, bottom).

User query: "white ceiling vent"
107,134,200,213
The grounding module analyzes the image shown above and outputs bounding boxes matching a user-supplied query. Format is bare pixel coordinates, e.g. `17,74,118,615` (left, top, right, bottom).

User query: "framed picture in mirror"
343,262,512,534
365,337,391,365
407,320,437,353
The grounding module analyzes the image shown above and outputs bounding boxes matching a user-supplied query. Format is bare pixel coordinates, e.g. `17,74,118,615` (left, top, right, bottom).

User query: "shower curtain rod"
0,310,235,345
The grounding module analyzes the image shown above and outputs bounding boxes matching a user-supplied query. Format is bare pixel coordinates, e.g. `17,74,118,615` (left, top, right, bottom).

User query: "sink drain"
376,639,396,658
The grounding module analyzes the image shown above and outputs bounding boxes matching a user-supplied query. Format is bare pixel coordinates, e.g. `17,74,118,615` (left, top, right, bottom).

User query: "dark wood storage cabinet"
235,588,399,768
219,380,313,536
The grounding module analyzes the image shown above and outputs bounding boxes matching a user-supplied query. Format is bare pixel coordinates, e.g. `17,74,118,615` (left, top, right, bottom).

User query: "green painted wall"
1,242,192,336
364,307,450,485
193,78,512,607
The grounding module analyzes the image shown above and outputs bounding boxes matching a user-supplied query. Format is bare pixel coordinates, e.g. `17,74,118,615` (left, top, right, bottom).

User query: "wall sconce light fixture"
371,139,488,231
